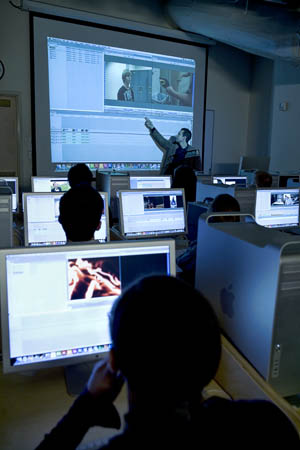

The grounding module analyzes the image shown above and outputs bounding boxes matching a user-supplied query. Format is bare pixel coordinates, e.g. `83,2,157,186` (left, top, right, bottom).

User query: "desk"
0,364,128,450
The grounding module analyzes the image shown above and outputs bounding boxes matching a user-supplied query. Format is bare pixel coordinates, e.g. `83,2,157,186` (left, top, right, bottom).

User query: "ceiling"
165,0,300,63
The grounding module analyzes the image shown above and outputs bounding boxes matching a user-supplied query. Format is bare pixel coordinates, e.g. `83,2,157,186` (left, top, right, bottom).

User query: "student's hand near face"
160,77,169,88
87,356,124,400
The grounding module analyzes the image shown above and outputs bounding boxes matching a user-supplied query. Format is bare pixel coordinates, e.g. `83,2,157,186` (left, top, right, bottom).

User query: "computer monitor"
0,177,18,212
129,176,171,189
213,176,247,188
0,239,176,374
31,176,70,192
118,188,187,239
23,192,109,246
255,188,300,228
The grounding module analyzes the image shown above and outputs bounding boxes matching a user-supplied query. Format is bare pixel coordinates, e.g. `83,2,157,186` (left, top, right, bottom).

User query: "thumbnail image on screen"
68,257,121,300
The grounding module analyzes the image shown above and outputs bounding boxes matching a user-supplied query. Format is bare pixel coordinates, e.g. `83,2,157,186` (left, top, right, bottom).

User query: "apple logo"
220,284,235,318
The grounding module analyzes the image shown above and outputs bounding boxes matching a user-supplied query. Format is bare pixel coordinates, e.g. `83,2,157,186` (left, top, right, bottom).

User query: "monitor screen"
31,177,70,193
0,177,18,212
213,176,247,188
0,240,175,373
23,192,109,246
255,189,300,228
33,17,206,175
129,176,171,189
119,188,187,238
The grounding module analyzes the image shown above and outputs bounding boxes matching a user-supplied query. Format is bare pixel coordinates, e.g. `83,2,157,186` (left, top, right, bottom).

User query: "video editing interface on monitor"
213,176,247,188
32,177,70,192
120,189,186,237
24,193,108,246
129,176,171,189
255,189,300,228
3,243,172,370
48,37,195,167
0,178,18,211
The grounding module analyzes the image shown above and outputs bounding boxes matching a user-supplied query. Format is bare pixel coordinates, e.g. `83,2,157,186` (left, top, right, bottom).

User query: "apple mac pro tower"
0,194,13,248
195,217,300,396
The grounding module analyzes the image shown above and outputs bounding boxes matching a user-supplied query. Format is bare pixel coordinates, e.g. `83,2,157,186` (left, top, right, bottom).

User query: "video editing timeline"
120,189,186,237
213,176,247,188
3,243,173,370
0,178,18,211
129,176,171,189
48,37,195,165
32,177,70,193
24,193,108,246
255,189,300,228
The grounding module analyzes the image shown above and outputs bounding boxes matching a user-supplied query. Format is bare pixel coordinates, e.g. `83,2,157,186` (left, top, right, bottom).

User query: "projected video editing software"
48,37,195,167
24,193,108,246
255,189,300,228
120,189,186,237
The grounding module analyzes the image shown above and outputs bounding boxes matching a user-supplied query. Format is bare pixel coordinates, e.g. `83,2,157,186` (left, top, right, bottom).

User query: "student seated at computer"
172,166,197,203
59,185,104,242
177,194,241,285
68,163,94,188
255,171,273,188
36,275,299,449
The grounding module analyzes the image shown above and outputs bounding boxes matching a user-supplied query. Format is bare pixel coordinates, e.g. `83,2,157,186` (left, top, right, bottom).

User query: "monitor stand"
64,361,96,396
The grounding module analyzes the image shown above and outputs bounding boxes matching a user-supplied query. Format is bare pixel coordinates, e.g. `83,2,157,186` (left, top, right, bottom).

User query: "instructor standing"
144,117,201,176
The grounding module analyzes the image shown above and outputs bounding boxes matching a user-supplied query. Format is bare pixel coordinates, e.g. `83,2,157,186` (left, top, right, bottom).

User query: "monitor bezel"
0,239,176,374
118,188,187,239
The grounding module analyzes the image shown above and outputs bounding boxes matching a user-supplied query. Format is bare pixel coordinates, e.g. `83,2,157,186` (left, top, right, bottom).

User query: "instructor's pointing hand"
144,117,154,131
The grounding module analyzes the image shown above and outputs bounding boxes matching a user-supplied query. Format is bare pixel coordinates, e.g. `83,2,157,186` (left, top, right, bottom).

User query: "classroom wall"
247,56,274,159
269,59,300,173
0,0,265,189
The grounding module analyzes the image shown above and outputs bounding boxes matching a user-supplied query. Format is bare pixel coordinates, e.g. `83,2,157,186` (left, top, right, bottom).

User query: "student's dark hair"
68,163,93,189
211,194,240,213
255,171,272,188
109,275,221,398
59,185,103,242
172,166,197,203
181,128,192,143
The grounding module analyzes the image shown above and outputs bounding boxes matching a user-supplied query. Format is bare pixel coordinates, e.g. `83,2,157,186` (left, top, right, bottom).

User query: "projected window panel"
120,189,186,238
255,189,300,228
33,17,206,175
2,241,174,372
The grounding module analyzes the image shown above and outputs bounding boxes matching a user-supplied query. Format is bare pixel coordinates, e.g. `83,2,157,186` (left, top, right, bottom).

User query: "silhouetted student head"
109,275,221,401
68,163,93,189
59,185,104,242
255,171,272,188
172,166,197,203
209,194,240,223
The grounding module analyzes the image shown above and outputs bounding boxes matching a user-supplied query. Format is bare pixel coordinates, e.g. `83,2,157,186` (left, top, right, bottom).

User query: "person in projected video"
51,182,62,192
117,69,134,102
159,72,193,107
144,117,201,176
